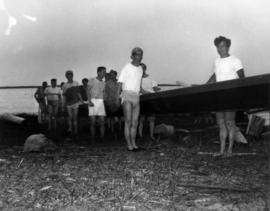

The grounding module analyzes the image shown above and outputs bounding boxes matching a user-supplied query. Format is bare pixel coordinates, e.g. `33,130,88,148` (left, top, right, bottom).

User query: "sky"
0,0,270,86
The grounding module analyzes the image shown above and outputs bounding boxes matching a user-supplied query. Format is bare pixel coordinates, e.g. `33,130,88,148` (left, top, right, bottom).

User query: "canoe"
140,74,270,114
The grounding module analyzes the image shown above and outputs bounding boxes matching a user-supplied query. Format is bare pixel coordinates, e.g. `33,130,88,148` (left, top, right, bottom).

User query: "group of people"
34,35,245,155
34,47,159,151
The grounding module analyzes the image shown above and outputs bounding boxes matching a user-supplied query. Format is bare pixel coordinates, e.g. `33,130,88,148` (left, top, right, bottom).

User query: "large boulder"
24,134,57,152
154,123,175,136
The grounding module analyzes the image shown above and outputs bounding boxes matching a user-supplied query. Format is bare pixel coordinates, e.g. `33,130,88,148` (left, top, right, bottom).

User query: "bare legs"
138,116,145,138
123,101,140,150
139,115,156,140
90,116,105,139
216,112,236,156
67,106,79,135
48,104,59,131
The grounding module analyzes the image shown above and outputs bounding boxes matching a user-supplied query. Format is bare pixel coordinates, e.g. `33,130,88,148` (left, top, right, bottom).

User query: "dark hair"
65,70,73,77
214,36,231,47
131,47,143,56
51,78,57,82
82,78,88,83
97,66,106,73
42,81,47,86
109,70,117,76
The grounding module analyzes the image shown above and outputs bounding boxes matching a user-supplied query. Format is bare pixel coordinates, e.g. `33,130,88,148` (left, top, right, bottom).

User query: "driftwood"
0,113,25,124
177,183,258,193
197,152,262,156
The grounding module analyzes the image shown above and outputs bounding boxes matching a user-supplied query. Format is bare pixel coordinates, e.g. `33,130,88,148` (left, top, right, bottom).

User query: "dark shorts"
48,100,59,107
104,102,121,116
78,103,89,117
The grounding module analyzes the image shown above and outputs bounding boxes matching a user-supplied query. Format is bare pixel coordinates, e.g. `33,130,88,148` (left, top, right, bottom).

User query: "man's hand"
88,100,94,107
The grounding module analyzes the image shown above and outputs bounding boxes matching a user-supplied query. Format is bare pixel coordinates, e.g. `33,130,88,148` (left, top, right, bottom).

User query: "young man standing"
138,63,160,141
104,70,122,136
87,66,106,140
45,78,61,131
62,70,82,137
118,47,144,151
208,36,245,156
34,81,48,124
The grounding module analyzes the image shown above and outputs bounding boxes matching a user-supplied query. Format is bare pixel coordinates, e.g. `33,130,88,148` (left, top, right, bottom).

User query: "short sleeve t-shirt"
87,78,105,99
118,63,143,93
45,87,61,101
62,81,80,105
141,77,158,93
214,55,243,82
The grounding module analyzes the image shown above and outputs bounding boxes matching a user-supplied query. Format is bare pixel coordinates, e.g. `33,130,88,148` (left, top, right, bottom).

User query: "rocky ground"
0,113,269,210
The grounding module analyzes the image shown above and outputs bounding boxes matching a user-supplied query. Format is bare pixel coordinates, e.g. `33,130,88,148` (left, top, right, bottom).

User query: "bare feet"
127,145,133,151
225,151,233,157
213,152,225,157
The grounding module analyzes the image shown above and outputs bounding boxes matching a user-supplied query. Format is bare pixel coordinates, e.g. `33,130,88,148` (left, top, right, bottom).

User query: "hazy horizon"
1,0,270,86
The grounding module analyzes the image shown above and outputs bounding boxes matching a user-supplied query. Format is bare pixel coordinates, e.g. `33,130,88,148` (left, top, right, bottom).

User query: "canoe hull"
140,74,270,114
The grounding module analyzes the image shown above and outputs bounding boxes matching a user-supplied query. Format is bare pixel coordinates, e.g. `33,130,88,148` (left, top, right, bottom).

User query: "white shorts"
89,99,106,116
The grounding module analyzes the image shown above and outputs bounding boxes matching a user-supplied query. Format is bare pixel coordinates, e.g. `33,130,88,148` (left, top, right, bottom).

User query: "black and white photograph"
0,0,270,210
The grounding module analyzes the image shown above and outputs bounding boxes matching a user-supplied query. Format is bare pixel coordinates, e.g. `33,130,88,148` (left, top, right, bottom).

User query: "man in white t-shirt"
118,47,143,151
138,63,160,141
207,36,245,156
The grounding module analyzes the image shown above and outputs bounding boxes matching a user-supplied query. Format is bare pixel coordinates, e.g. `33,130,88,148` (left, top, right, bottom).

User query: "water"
0,86,179,114
0,88,38,114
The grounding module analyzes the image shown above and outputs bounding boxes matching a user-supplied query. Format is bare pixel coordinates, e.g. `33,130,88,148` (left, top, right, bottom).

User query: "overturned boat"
140,74,270,114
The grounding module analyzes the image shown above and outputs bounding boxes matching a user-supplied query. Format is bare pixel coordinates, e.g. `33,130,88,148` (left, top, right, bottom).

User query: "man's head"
82,78,88,86
65,70,73,80
214,36,231,58
51,78,57,87
131,47,143,65
109,70,117,80
42,81,48,88
97,66,106,79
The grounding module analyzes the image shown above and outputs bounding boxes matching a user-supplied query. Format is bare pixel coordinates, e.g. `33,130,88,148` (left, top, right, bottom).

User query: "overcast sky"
0,0,270,86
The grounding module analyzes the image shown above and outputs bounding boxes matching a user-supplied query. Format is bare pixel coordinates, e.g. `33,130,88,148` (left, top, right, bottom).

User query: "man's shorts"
89,99,106,116
104,102,121,116
216,111,235,124
48,100,59,107
66,102,80,110
78,103,89,117
121,90,140,106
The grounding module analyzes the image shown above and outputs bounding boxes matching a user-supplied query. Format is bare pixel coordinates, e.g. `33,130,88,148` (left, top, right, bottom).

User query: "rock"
154,123,175,136
206,203,223,210
23,134,57,152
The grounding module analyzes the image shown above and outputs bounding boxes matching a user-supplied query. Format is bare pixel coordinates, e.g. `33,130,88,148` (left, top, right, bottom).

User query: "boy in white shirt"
118,47,143,151
45,78,61,131
207,36,245,156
